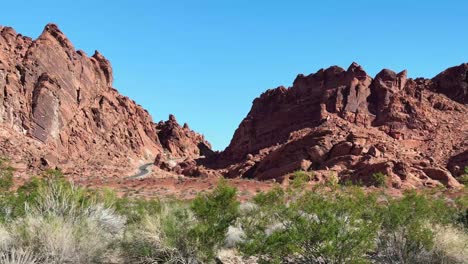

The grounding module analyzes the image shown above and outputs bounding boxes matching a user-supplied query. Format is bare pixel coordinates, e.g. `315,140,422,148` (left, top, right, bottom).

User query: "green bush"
290,170,313,189
122,202,200,263
372,191,458,263
0,158,14,192
190,179,240,261
453,192,468,230
458,166,468,185
113,196,161,225
122,180,240,263
372,172,387,187
240,185,380,263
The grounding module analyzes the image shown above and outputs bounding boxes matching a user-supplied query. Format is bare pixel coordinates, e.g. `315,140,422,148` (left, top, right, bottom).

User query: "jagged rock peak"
156,114,212,159
0,26,17,36
92,50,113,86
347,61,366,74
38,23,74,50
43,23,62,34
169,114,177,122
432,63,468,104
374,69,408,91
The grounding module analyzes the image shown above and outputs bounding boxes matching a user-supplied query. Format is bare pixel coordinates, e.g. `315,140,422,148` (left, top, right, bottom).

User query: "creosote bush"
372,190,460,263
239,182,381,263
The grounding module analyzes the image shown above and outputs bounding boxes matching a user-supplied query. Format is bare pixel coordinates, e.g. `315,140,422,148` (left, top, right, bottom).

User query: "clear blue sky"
2,0,467,150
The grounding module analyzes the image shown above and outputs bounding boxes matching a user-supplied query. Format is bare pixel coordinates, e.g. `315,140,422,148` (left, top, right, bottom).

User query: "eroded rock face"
153,114,214,171
220,63,378,163
0,24,211,177
432,63,468,104
182,62,466,189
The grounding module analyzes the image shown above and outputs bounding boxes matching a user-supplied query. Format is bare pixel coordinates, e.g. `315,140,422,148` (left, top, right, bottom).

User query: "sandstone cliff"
0,24,210,176
175,63,467,189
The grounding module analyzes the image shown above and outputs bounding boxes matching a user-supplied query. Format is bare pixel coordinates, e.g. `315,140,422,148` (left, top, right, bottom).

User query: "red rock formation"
156,114,212,159
0,24,210,177
2,24,465,190
189,63,466,189
153,114,214,171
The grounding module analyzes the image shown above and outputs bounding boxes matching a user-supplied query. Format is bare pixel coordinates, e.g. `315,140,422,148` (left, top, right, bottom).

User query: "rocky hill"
171,63,467,189
0,24,209,177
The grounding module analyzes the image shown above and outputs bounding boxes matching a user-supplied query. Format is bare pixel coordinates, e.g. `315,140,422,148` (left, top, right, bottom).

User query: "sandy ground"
71,168,275,201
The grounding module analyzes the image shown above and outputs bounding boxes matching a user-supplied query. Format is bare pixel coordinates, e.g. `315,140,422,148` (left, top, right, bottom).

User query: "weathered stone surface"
156,114,212,159
423,168,462,189
220,62,379,164
328,141,353,159
431,63,468,104
447,150,468,178
0,24,211,177
153,114,213,172
182,62,467,189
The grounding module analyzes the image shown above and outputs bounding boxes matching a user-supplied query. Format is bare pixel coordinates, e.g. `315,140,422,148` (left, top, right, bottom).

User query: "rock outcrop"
178,63,467,189
153,114,214,171
0,24,211,177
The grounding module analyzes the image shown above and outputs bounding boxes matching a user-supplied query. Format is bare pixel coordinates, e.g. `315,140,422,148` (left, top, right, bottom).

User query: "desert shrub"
114,196,162,225
0,164,466,263
123,180,239,263
452,192,468,230
371,191,460,263
0,170,125,263
0,171,69,221
459,175,468,185
122,202,200,263
458,166,468,185
4,215,118,263
323,171,340,189
190,179,240,261
372,172,387,187
0,158,14,192
240,185,380,263
0,159,16,222
290,171,313,189
430,225,468,264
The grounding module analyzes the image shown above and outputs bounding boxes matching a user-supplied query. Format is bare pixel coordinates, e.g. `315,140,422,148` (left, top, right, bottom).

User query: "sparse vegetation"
458,166,468,185
0,158,14,192
240,185,380,263
372,172,387,187
0,162,466,263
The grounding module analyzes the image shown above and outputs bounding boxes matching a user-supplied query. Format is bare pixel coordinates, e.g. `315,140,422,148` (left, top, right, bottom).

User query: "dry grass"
0,249,38,264
432,225,468,263
122,204,200,264
0,179,125,264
